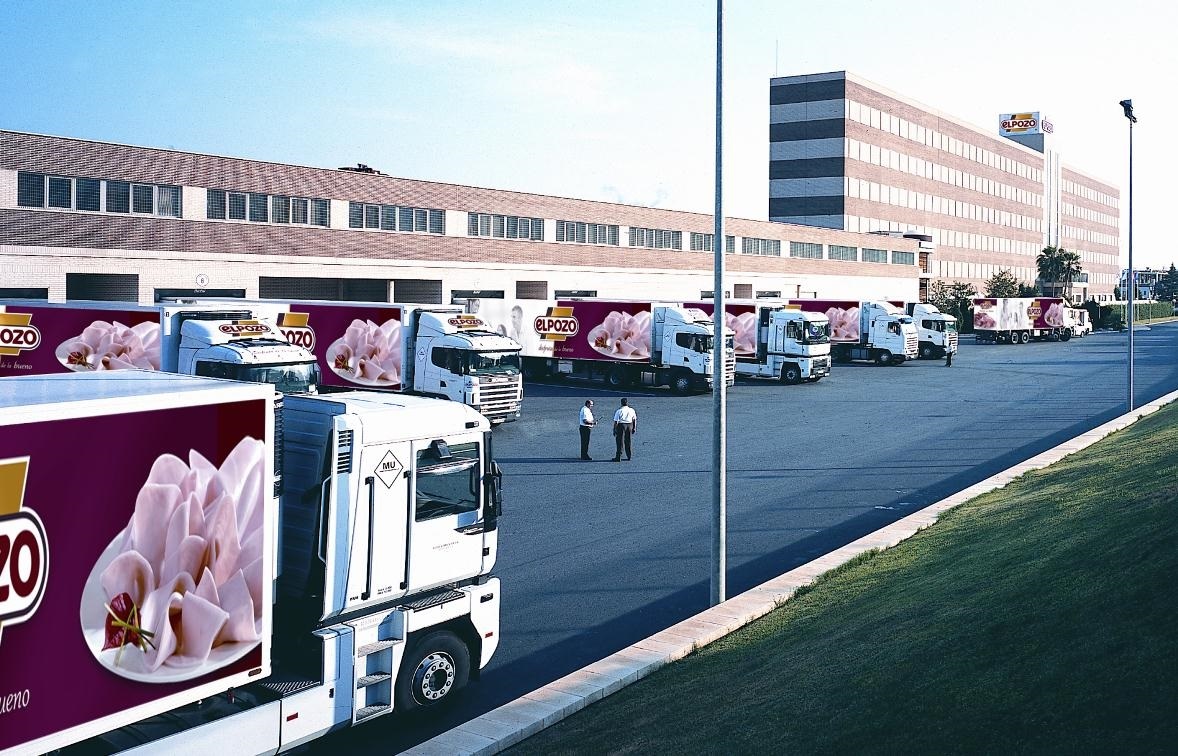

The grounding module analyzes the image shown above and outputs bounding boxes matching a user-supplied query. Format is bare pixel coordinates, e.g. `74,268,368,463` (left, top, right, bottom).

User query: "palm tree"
1058,248,1083,301
1037,246,1083,300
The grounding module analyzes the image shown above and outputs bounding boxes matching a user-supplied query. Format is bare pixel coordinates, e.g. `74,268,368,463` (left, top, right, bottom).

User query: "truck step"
356,639,400,657
357,672,392,688
355,704,390,722
402,588,465,612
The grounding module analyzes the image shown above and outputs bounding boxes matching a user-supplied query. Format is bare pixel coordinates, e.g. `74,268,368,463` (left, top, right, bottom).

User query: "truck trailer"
171,299,524,424
972,297,1070,343
0,300,319,393
905,303,959,359
0,371,503,755
688,300,831,383
474,299,736,393
784,300,918,365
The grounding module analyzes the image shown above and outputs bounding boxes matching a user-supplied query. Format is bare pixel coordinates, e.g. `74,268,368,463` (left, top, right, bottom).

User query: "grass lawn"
510,402,1178,755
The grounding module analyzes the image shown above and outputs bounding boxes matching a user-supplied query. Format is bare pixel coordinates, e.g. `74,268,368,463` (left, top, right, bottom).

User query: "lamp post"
1119,99,1136,411
710,0,726,606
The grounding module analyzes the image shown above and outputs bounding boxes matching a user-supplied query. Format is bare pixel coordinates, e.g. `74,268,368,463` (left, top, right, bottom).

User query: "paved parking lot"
318,324,1178,754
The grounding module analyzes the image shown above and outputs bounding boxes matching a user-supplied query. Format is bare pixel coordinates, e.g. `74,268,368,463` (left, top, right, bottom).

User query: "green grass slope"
512,403,1178,755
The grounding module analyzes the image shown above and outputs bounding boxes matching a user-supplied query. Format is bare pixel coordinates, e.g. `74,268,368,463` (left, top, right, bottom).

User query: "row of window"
742,237,783,256
629,227,682,250
846,138,1044,209
846,100,1043,183
689,232,736,253
1061,178,1117,209
350,202,446,234
846,176,1043,233
1061,224,1119,248
847,216,1042,258
1060,201,1118,229
555,220,620,245
17,172,181,217
467,212,543,240
207,189,329,226
938,260,1036,282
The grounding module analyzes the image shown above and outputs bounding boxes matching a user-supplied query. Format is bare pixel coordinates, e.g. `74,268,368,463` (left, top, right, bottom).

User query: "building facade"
0,130,924,307
768,71,1120,302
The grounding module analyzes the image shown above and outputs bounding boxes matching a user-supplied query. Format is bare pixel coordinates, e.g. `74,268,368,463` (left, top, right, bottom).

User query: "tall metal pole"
710,0,726,606
1127,118,1134,410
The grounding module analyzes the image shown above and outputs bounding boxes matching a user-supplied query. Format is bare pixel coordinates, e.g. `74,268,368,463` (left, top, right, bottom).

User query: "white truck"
170,299,524,424
0,299,320,393
972,297,1070,344
689,300,831,383
905,303,959,359
1064,307,1093,338
475,298,736,393
785,299,918,366
0,371,503,755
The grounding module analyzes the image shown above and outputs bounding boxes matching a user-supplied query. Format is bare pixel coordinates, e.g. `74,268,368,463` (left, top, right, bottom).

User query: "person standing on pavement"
945,348,954,367
579,400,596,460
612,397,637,462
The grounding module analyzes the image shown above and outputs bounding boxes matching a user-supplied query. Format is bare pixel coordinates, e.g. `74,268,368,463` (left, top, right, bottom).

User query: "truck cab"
404,308,523,423
652,305,736,392
172,310,322,394
832,301,918,365
762,308,831,383
905,303,959,359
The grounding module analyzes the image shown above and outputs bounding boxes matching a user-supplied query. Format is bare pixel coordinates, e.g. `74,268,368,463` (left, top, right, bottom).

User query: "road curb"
403,388,1178,755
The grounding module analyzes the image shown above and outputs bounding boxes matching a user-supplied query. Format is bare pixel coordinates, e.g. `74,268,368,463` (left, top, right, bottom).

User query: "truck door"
406,433,485,592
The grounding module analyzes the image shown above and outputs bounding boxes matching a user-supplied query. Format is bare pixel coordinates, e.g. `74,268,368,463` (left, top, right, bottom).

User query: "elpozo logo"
0,458,49,649
218,320,273,337
277,312,316,350
1002,113,1038,132
534,307,578,342
0,313,42,356
448,315,486,330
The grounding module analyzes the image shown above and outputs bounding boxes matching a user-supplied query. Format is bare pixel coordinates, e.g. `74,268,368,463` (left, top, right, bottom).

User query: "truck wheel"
607,365,629,388
1019,331,1031,344
780,364,802,385
919,343,936,359
670,370,694,394
395,631,471,713
1061,328,1072,342
875,350,893,366
833,346,851,364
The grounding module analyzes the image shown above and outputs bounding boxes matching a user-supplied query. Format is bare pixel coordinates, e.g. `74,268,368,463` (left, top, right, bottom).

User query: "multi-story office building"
0,130,924,305
768,71,1120,302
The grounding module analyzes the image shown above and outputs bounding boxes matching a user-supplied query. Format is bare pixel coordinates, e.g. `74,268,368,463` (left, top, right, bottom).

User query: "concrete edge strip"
404,387,1178,756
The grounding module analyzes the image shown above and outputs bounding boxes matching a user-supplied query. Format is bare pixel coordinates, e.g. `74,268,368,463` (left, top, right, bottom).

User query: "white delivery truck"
688,300,831,383
971,297,1070,343
170,299,524,424
905,303,959,359
785,299,918,365
0,300,319,393
475,298,735,393
0,371,503,755
1064,306,1093,338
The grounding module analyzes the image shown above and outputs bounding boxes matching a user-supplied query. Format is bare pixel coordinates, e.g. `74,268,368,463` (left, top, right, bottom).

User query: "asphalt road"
314,323,1178,754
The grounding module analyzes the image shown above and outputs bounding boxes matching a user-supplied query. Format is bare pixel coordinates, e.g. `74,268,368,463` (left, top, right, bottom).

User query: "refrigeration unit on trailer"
971,297,1069,344
905,303,959,359
476,299,735,393
164,299,524,424
0,299,319,393
0,372,503,755
785,300,918,365
688,300,831,383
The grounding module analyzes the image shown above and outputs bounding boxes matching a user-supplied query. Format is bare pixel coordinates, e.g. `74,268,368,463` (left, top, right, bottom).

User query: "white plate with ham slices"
324,336,402,387
80,527,261,683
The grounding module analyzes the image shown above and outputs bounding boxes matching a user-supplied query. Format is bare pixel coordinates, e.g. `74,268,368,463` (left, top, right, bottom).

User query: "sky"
2,0,1174,272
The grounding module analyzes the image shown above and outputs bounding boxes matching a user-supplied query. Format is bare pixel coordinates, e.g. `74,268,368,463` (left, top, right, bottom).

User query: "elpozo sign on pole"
999,111,1054,136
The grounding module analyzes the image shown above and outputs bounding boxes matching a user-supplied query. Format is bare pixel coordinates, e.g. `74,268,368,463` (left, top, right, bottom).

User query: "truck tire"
919,342,937,359
394,631,471,713
1019,331,1031,344
875,350,893,366
1061,328,1072,342
780,364,802,385
607,364,629,388
670,370,694,395
833,345,851,364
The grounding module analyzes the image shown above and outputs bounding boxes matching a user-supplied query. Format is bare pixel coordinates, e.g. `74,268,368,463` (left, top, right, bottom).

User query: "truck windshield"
415,441,480,521
464,350,521,375
945,320,958,333
803,322,830,344
197,360,321,393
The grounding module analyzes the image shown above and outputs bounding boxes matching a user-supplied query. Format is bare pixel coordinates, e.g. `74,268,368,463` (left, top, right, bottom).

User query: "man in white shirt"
611,397,637,462
579,400,596,460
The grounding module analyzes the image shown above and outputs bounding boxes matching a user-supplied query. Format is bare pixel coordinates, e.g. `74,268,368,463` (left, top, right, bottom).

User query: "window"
470,212,541,240
557,219,618,245
272,195,290,224
828,245,857,261
742,237,781,256
414,208,427,232
629,227,682,250
48,176,72,209
891,251,915,265
77,178,100,211
381,205,396,230
414,441,480,522
158,186,181,217
291,198,309,224
248,192,268,222
106,181,130,213
132,184,154,214
310,198,329,226
788,241,823,259
207,189,227,219
862,248,888,263
348,201,364,228
17,172,45,207
365,204,380,229
228,192,247,220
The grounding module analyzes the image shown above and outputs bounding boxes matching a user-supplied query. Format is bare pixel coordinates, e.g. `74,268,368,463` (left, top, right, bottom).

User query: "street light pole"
711,0,727,606
1120,99,1136,410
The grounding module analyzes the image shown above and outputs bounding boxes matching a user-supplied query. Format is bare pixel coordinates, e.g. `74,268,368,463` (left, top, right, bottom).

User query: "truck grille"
724,353,737,385
905,334,918,356
814,356,830,370
476,375,522,420
947,333,959,351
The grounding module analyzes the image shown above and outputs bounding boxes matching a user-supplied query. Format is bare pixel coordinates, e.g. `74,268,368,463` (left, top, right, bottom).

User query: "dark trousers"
614,424,633,460
579,425,592,458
